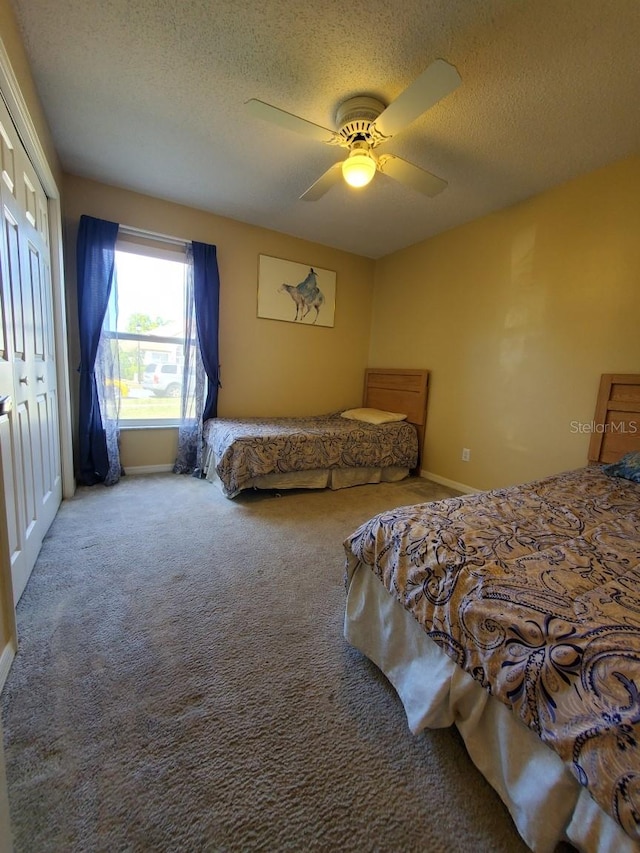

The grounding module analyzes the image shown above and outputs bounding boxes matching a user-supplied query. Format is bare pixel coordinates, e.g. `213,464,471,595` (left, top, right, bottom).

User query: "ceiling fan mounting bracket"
335,96,387,149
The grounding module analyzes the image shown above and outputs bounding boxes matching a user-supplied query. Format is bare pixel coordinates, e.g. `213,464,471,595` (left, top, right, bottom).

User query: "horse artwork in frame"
257,255,336,327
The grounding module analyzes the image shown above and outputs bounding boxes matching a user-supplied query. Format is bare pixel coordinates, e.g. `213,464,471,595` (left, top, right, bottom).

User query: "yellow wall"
62,174,375,468
370,155,640,491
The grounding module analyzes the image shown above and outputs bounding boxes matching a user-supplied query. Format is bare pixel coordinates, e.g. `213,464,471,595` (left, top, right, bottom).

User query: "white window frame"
111,229,190,429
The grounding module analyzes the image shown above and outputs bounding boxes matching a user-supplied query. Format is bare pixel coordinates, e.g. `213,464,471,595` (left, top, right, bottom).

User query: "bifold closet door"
0,93,61,605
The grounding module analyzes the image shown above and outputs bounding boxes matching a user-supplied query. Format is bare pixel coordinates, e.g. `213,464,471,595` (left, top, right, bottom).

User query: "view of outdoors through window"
108,249,188,422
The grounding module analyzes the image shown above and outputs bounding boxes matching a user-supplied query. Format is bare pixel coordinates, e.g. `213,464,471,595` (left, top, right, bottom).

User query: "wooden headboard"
588,373,640,464
363,368,429,471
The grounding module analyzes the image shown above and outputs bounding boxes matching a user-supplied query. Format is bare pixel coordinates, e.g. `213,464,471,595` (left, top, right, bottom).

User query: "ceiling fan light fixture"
342,149,377,188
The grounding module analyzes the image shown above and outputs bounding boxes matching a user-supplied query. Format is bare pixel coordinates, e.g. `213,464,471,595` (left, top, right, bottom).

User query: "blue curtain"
76,214,119,485
192,241,220,420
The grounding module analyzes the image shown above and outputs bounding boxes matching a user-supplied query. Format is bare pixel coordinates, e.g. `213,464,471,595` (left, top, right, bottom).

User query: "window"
102,235,190,426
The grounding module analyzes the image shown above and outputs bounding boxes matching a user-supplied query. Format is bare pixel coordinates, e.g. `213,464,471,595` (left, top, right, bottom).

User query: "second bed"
203,368,429,498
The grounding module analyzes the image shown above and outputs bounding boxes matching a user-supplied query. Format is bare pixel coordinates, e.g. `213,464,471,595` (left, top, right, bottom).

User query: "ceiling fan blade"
373,59,461,139
245,99,338,144
299,162,343,201
378,155,447,197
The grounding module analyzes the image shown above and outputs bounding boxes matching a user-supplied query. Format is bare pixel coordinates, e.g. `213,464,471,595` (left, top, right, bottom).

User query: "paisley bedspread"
204,413,418,498
344,466,640,842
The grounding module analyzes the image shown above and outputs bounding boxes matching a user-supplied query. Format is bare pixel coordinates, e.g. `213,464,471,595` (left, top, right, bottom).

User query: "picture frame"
257,254,336,327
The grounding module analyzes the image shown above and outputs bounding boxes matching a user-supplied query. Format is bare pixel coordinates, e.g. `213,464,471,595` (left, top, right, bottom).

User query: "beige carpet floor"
1,473,555,851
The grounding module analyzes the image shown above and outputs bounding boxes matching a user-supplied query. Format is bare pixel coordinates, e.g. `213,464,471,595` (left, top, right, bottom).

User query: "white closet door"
0,94,61,605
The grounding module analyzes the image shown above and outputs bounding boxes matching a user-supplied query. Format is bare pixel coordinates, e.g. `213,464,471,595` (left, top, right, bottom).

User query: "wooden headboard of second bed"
363,368,429,471
588,373,640,464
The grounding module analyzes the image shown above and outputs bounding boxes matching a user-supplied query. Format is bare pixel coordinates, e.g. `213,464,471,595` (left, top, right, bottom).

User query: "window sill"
119,422,181,430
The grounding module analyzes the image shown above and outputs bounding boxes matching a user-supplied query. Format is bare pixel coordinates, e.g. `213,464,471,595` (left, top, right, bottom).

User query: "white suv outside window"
141,363,182,398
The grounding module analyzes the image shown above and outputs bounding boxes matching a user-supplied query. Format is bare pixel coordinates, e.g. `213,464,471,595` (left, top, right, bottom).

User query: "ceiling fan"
245,59,461,201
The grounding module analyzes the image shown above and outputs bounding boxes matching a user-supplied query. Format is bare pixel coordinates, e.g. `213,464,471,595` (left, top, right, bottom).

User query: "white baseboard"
420,470,480,495
0,641,16,692
124,464,174,475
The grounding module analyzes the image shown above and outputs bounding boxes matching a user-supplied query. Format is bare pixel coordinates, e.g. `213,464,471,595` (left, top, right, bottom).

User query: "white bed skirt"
344,562,638,853
203,445,409,494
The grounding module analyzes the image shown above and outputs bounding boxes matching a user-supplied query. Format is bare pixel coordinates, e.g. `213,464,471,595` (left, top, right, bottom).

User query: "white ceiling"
10,0,640,259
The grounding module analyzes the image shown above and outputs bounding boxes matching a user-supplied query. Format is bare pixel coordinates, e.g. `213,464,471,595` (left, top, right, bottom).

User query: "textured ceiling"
10,0,640,258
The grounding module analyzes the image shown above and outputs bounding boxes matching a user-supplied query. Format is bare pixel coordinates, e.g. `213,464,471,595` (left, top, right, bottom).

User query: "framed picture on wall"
257,255,336,327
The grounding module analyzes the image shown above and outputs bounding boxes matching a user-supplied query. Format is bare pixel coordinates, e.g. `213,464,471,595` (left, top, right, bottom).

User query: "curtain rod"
118,223,189,249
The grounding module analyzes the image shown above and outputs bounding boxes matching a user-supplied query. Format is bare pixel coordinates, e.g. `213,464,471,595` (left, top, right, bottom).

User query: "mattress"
343,465,640,848
203,413,419,498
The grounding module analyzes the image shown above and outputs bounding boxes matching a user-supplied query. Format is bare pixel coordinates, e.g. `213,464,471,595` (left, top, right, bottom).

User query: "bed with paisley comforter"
344,374,640,853
204,412,419,498
203,368,429,498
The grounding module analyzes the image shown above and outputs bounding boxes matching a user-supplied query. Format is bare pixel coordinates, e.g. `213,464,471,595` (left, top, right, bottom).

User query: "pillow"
603,450,640,483
341,407,407,425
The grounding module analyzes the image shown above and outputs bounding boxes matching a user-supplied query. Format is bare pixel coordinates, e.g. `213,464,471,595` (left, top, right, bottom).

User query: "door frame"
0,38,74,500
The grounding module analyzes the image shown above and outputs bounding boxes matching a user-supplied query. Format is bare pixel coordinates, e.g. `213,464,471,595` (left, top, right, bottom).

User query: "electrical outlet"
462,448,471,462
